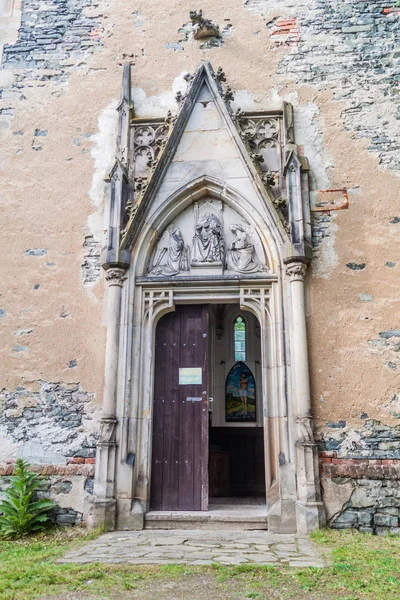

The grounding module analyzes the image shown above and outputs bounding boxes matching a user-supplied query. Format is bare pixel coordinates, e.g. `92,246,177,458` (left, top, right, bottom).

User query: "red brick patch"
383,7,400,15
312,189,349,212
270,17,300,47
0,463,95,477
320,456,400,480
321,451,336,458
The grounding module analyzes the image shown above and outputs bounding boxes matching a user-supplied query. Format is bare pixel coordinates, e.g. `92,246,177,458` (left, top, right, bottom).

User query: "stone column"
285,260,326,533
88,267,126,530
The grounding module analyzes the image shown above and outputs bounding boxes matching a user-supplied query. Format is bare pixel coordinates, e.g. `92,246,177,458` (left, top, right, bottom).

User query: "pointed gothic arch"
132,175,283,278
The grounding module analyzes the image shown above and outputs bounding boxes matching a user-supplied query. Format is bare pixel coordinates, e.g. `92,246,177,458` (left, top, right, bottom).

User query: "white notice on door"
179,367,202,385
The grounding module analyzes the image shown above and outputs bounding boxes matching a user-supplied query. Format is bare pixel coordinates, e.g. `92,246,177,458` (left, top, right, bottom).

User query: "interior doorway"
150,302,265,513
208,305,266,506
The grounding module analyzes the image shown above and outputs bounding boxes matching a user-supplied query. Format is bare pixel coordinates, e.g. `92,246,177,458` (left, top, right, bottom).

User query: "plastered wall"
0,0,399,529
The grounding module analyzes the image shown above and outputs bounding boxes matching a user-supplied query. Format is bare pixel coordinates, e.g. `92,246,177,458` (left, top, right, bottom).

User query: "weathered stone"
24,248,47,256
331,510,358,527
52,479,73,494
346,262,366,271
374,514,398,527
358,511,373,526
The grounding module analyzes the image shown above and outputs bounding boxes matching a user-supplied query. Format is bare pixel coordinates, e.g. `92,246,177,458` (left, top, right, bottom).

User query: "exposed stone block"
331,509,359,527
358,511,373,526
374,513,398,527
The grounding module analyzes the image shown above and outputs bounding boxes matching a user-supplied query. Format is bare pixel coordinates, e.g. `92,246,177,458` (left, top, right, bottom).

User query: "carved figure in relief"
192,213,224,263
150,225,189,276
225,224,266,274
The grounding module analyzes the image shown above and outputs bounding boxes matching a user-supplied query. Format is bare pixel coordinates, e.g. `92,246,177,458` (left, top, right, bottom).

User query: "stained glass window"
234,316,246,361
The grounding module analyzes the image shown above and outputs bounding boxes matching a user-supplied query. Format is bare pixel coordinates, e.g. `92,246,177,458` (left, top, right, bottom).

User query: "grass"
0,527,399,599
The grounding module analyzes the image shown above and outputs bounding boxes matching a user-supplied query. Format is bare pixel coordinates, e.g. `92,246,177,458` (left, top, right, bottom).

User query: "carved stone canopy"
147,199,268,278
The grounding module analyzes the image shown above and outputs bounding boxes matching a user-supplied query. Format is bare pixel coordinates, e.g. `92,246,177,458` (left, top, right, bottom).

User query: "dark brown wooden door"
151,305,209,511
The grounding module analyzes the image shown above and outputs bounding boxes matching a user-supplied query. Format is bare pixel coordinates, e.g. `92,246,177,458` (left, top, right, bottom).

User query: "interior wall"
210,305,262,428
209,305,265,498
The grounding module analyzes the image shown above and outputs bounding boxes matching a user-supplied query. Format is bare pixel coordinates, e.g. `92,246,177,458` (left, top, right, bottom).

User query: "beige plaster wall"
0,0,399,459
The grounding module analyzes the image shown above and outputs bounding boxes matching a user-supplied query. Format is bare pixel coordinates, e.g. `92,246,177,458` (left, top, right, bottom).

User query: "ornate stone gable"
103,61,312,275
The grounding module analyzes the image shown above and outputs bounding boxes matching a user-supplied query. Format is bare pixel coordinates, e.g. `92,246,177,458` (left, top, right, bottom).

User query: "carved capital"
296,415,314,444
285,262,307,281
105,268,127,286
98,416,118,447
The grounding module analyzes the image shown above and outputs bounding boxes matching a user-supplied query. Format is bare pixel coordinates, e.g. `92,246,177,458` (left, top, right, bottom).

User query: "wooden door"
151,305,209,511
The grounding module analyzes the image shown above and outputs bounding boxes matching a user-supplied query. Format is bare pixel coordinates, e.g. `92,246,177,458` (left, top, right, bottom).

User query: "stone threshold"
145,505,268,530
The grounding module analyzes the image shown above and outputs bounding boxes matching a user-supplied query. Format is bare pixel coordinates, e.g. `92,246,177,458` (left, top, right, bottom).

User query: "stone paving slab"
59,530,327,567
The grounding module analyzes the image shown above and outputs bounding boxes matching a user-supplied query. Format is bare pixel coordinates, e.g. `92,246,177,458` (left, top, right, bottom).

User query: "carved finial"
190,10,220,40
272,196,286,209
135,177,148,194
261,171,278,187
235,108,244,120
249,152,264,164
223,86,234,103
216,66,226,82
165,110,177,126
147,158,158,174
175,90,184,106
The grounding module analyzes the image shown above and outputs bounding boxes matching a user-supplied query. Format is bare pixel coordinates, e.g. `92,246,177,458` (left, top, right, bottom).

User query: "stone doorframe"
87,62,326,534
89,268,325,535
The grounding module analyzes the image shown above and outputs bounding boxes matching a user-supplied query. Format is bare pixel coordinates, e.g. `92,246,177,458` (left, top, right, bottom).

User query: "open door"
151,304,209,511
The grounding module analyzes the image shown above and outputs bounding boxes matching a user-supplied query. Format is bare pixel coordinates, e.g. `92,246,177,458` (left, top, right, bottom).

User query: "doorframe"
116,276,291,523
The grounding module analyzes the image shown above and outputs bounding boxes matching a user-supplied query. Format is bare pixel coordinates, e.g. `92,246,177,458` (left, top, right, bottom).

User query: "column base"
296,501,326,534
87,497,116,531
115,498,145,530
267,499,297,533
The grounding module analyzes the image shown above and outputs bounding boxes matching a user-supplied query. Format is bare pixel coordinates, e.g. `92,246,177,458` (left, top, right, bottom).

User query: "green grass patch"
0,527,399,599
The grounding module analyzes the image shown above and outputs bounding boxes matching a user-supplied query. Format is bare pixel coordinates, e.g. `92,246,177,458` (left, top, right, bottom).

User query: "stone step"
145,510,268,531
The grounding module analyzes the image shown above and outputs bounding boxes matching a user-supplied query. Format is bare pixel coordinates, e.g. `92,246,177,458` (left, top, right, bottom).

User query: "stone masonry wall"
0,463,94,525
320,455,400,535
0,380,100,463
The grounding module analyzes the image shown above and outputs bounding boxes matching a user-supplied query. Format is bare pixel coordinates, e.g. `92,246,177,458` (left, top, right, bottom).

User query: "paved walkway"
59,530,326,567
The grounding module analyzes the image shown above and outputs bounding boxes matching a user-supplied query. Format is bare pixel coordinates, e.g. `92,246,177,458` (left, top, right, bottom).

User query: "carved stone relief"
226,224,266,274
150,225,189,276
133,123,169,180
147,200,268,277
192,213,224,265
235,113,289,229
123,120,171,229
237,115,281,178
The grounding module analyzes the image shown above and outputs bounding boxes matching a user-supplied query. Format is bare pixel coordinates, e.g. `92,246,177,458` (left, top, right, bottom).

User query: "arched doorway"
209,306,266,506
149,303,266,514
150,305,209,511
